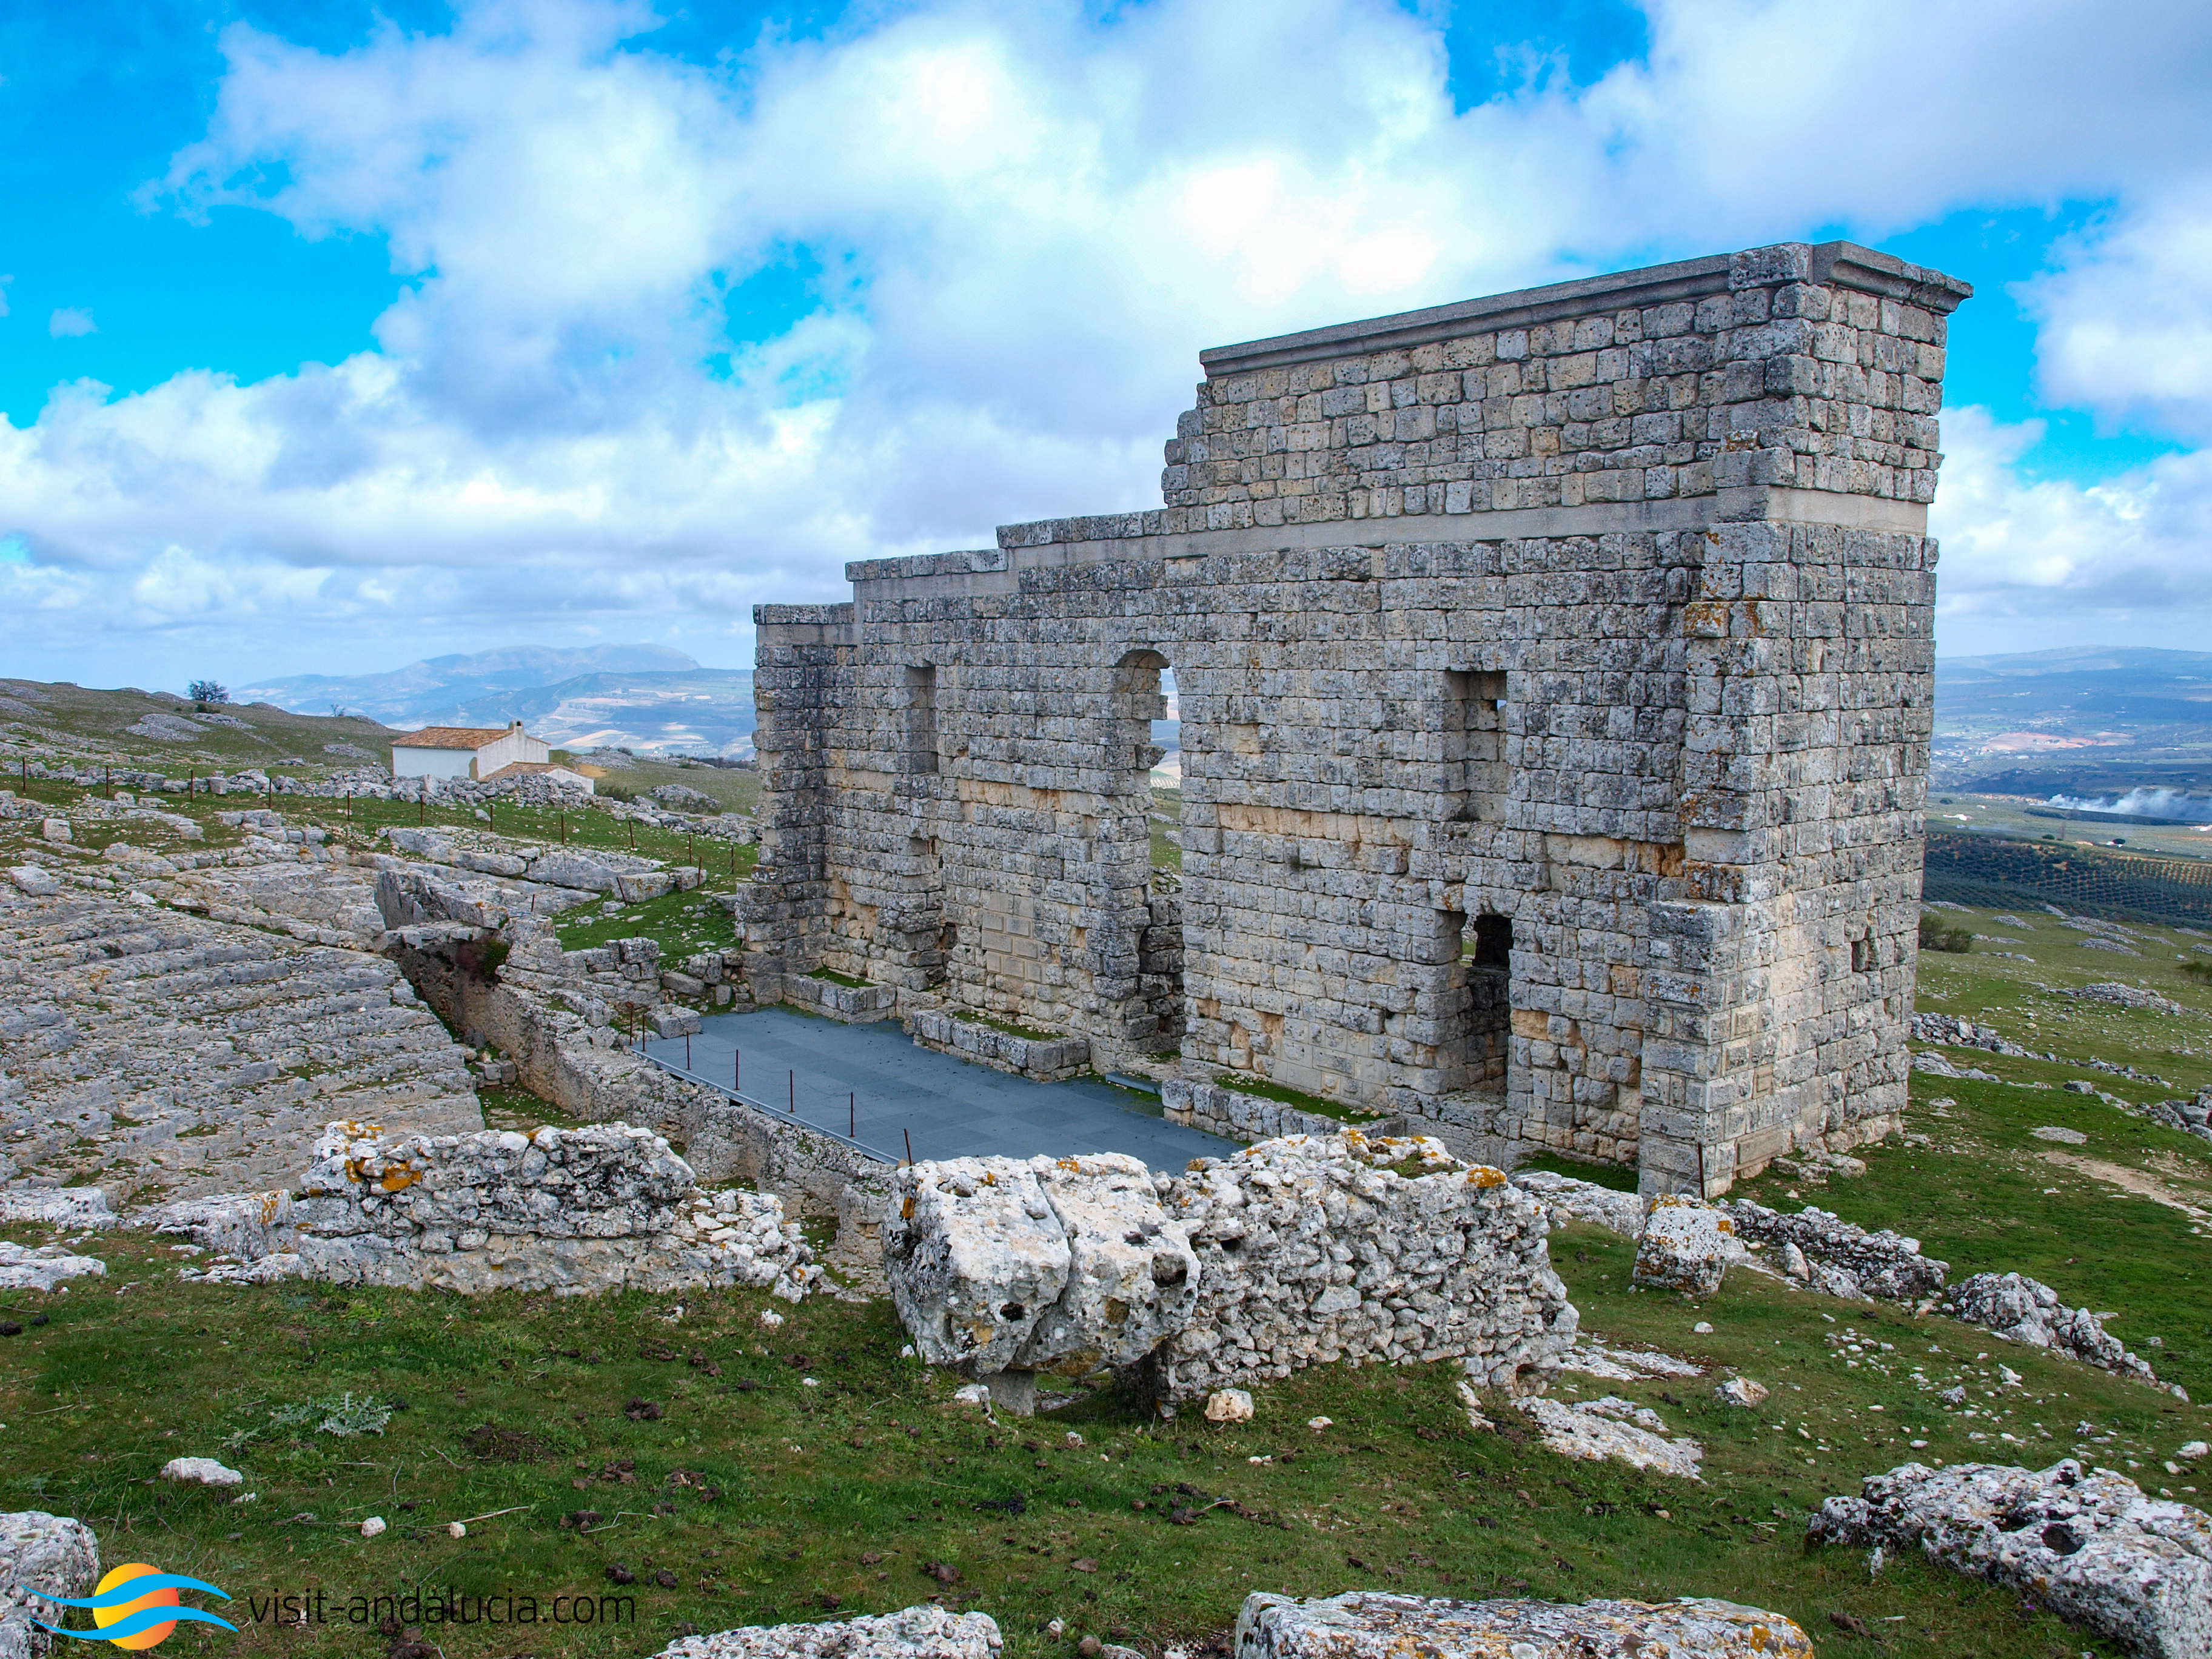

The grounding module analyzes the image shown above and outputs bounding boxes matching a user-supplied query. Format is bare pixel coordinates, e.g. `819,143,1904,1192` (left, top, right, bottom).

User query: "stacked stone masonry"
742,241,1969,1195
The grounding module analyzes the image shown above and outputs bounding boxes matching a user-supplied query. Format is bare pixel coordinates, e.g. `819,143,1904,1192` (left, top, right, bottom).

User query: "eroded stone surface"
1722,1200,1948,1304
658,1605,1002,1659
0,1509,99,1659
0,1244,105,1293
884,1158,1073,1375
1812,1460,2212,1659
1512,1395,1704,1480
1234,1590,1808,1659
1016,1155,1199,1374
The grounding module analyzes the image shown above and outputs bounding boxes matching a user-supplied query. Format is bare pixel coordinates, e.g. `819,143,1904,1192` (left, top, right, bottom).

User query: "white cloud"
2019,184,2212,443
4,0,2212,685
47,307,95,338
1928,406,2212,652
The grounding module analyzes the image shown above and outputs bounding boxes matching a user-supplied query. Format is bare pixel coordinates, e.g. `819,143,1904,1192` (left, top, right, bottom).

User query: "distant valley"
1934,645,2212,804
243,645,756,757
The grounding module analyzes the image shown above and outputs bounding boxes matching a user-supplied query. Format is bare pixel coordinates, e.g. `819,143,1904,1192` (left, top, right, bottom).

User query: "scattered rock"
159,1457,243,1487
6,866,58,896
1631,1196,1739,1296
1233,1590,1808,1658
1715,1377,1769,1408
360,1516,386,1538
2062,983,2184,1015
1205,1389,1254,1425
2033,1126,2089,1144
39,819,70,843
1554,1340,1702,1382
1811,1459,2211,1659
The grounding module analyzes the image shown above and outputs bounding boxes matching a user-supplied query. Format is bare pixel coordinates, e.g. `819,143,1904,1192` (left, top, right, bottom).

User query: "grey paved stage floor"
643,1007,1233,1169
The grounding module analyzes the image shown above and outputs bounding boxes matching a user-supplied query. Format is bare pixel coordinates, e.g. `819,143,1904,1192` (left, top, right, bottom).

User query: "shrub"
186,679,230,705
1919,917,1973,954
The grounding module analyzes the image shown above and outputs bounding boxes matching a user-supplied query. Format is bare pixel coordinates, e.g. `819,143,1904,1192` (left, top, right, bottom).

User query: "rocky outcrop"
884,1154,1199,1384
0,1510,100,1659
0,1244,105,1293
1812,1460,2212,1659
1145,1134,1577,1402
658,1606,1000,1659
0,886,479,1204
1510,1395,1704,1481
1945,1272,2167,1389
1234,1591,1810,1659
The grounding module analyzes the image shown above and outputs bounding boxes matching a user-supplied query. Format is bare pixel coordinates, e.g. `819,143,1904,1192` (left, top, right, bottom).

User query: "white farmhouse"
390,720,551,782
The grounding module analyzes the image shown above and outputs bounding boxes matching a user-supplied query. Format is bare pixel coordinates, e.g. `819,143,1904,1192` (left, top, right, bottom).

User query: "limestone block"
1631,1195,1739,1296
38,819,69,843
525,851,622,893
1512,1395,1704,1480
7,867,58,897
1016,1155,1200,1374
883,1159,1071,1375
1723,1199,1945,1303
1812,1460,2212,1659
657,1606,1002,1659
0,1510,100,1659
1234,1591,1811,1659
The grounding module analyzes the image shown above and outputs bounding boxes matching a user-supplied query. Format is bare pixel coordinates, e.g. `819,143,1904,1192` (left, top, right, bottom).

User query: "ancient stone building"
739,241,1969,1195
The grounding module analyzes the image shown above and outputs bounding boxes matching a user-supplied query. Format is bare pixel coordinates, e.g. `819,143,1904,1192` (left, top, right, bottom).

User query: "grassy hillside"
0,679,400,779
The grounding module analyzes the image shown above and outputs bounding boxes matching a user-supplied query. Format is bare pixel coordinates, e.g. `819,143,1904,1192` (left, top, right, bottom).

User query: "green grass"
959,1011,1066,1044
1514,1151,1642,1193
1210,1072,1387,1126
590,759,759,816
553,888,745,964
4,1210,2199,1657
808,968,871,990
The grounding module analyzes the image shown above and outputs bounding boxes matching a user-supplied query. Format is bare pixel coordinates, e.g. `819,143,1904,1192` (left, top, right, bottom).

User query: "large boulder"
0,1510,99,1659
1235,1591,1809,1659
1630,1195,1739,1296
1016,1155,1200,1373
657,1606,1000,1659
883,1154,1197,1379
1812,1460,2212,1659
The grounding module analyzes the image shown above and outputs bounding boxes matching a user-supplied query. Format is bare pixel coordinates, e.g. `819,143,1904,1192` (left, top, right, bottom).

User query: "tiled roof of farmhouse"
393,726,512,750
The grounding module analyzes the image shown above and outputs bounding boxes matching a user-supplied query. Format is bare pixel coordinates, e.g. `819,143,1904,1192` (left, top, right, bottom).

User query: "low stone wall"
1145,1134,1577,1402
883,1132,1577,1407
906,1009,1090,1081
782,975,899,1023
161,1120,820,1298
1161,1078,1401,1144
0,1509,101,1659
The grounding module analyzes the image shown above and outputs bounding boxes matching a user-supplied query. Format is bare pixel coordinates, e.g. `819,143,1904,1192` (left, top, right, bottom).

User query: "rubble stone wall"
1145,1134,1577,1401
740,242,1968,1196
272,1121,819,1297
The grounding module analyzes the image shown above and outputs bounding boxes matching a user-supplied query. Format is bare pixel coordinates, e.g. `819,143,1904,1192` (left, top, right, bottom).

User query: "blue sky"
4,0,2210,689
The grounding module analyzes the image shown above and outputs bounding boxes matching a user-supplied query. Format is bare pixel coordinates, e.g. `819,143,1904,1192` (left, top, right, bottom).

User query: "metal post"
850,1091,855,1138
904,1128,914,1167
788,1070,794,1113
686,1032,692,1070
734,1049,740,1093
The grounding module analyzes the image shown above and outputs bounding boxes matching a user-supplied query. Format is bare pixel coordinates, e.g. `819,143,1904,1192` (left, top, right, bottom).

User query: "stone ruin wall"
741,241,1968,1196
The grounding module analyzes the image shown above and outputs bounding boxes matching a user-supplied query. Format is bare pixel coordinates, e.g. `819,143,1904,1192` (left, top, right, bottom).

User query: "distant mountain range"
1934,646,2212,796
241,645,755,757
